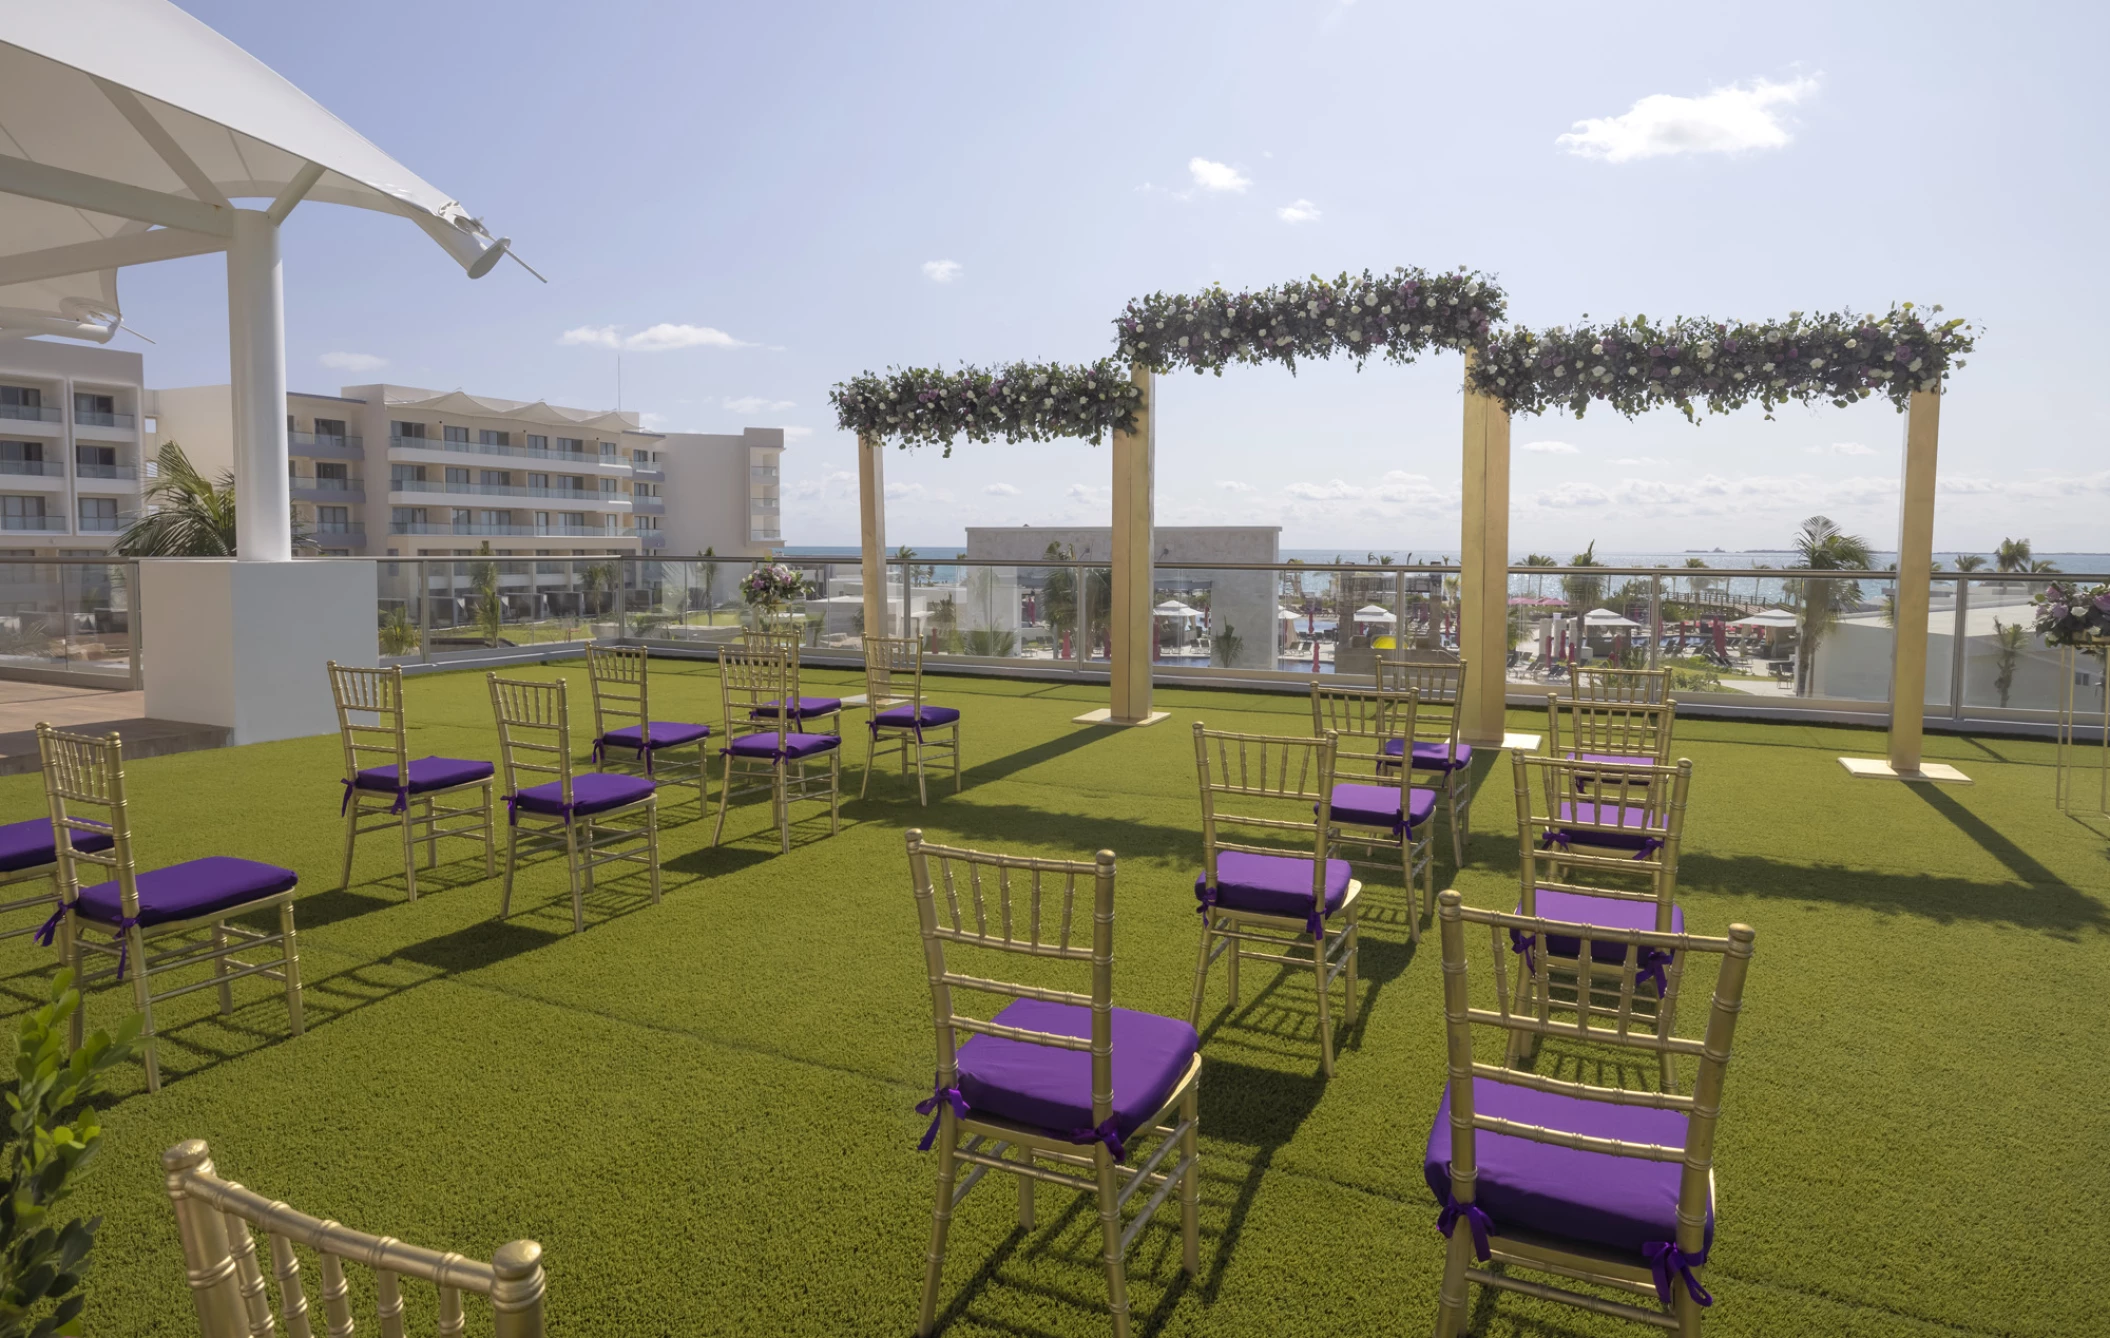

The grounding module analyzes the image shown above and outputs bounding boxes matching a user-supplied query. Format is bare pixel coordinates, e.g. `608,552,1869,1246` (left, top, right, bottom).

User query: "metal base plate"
1072,708,1172,727
1837,757,1972,785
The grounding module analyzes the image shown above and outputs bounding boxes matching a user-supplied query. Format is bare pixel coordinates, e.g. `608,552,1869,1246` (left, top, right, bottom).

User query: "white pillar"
227,209,292,562
1887,390,1940,771
857,433,887,642
1108,367,1158,724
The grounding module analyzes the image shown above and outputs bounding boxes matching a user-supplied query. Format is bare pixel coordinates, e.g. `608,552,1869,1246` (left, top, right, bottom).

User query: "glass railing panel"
1952,574,2063,713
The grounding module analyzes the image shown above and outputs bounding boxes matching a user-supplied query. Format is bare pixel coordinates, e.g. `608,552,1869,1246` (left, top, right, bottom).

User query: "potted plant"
741,562,809,631
2034,582,2110,648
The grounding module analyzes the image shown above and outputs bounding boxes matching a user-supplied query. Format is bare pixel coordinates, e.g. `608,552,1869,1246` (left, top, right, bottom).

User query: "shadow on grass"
869,799,1196,865
1910,785,2069,887
390,917,564,972
1677,851,2107,937
953,724,1120,789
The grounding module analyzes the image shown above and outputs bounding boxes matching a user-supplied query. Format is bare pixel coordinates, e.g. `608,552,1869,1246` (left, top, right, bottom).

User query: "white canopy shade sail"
1730,609,1801,629
1352,604,1397,624
1153,599,1203,620
1279,608,1304,622
0,0,514,340
1583,607,1643,628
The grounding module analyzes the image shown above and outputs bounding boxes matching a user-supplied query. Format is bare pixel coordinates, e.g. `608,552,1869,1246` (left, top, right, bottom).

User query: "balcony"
72,411,135,429
631,496,665,514
289,433,364,461
0,460,64,478
0,516,68,532
75,463,139,481
388,522,631,539
293,479,366,503
631,464,665,481
0,404,61,425
75,517,125,533
392,480,622,503
389,435,624,468
308,523,367,548
637,530,666,548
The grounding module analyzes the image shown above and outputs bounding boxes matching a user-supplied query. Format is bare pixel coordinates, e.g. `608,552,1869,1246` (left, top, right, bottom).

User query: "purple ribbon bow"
1508,929,1536,973
1642,1241,1712,1308
1637,947,1672,996
505,794,575,826
1306,908,1325,939
914,1077,970,1151
1436,1189,1494,1261
339,780,409,816
1069,1117,1127,1162
36,905,138,980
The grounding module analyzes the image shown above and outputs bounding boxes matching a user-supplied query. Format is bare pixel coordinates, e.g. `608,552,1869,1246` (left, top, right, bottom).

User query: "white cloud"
1188,157,1251,192
1277,199,1322,224
723,396,794,415
559,323,745,351
922,260,962,284
1217,480,1258,493
320,351,386,373
1805,441,1877,456
885,482,925,501
1611,456,1671,466
985,482,1022,496
1523,440,1580,455
1557,76,1818,163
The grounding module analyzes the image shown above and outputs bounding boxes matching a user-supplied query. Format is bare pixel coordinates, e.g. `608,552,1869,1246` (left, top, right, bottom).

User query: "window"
481,470,509,486
599,478,617,495
78,498,119,532
314,417,347,441
451,508,472,528
0,442,45,474
636,516,660,531
525,434,548,451
445,467,470,487
287,413,298,434
479,430,510,446
0,387,41,409
316,462,348,483
632,448,650,464
527,472,549,489
558,475,586,492
562,511,587,528
443,425,469,443
1,496,47,530
535,511,551,532
390,464,427,485
556,437,585,454
598,441,617,459
392,421,427,440
75,446,117,477
317,505,350,531
73,393,114,417
477,510,506,528
391,507,429,527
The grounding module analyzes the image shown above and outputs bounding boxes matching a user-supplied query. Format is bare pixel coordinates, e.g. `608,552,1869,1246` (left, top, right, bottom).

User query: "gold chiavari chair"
1571,665,1672,705
862,635,962,805
712,644,841,852
1189,723,1361,1077
1309,682,1435,940
1375,654,1475,866
163,1139,547,1338
1546,693,1677,775
1511,751,1694,1088
1427,890,1755,1337
739,626,844,737
0,812,115,954
906,831,1200,1338
35,724,303,1094
488,675,660,933
328,662,496,899
584,643,711,811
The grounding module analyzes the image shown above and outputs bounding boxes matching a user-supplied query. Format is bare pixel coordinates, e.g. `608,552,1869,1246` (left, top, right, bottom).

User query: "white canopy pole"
226,209,290,561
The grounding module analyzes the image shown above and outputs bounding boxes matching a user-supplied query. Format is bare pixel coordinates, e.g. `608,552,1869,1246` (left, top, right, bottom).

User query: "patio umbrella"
0,0,521,560
1153,599,1203,621
1729,609,1800,629
1583,607,1642,628
1353,604,1397,624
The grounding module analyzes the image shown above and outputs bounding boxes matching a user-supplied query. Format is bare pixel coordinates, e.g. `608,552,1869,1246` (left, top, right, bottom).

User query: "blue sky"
109,0,2109,553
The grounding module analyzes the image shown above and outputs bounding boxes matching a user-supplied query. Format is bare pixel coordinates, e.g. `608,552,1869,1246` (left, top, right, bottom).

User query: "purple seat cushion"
354,756,494,795
752,696,843,719
726,732,840,759
872,704,962,729
1518,887,1683,963
74,856,297,928
1381,739,1473,772
956,998,1197,1144
1424,1077,1711,1257
1549,800,1659,852
0,818,112,874
1327,783,1438,832
1194,850,1352,921
512,772,656,819
600,722,710,750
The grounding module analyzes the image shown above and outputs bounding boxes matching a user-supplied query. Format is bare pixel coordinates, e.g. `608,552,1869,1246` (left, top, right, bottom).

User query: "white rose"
1591,343,1604,355
1381,305,1392,315
1364,293,1378,306
1908,357,1923,371
1844,338,1857,348
1178,336,1190,347
1810,358,1824,369
1326,318,1336,327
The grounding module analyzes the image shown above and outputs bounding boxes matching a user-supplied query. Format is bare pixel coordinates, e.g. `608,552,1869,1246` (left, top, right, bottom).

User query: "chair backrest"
1192,722,1337,902
36,724,135,918
327,661,410,785
1546,694,1676,765
906,830,1115,1134
718,643,794,745
737,628,804,701
584,642,650,743
487,675,573,804
163,1138,547,1338
1511,751,1693,926
1309,682,1418,784
864,635,923,714
1376,655,1465,756
1434,889,1754,1262
1570,665,1672,705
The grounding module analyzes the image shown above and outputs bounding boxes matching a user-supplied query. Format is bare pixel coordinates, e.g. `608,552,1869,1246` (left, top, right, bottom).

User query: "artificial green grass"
7,661,2104,1336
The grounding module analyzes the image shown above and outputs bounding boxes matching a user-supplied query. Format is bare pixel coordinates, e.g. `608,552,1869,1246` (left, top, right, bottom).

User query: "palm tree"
1995,538,2032,572
1952,553,1988,573
1561,541,1605,612
698,545,719,624
471,540,502,647
1786,515,1874,696
2028,558,2061,573
1989,618,2029,708
114,442,235,556
1522,553,1557,602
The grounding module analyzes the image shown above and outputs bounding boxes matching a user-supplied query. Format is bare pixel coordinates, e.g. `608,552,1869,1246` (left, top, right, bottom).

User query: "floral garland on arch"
1466,305,1975,421
829,359,1142,455
2033,582,2110,648
1115,267,1503,376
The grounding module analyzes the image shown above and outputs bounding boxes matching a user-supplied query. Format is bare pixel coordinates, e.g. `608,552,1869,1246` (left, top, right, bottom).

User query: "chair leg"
1342,912,1360,1025
1187,916,1215,1028
482,783,497,878
914,734,928,807
337,802,358,892
710,760,733,847
1449,771,1469,866
581,820,597,899
954,723,963,794
399,804,419,902
917,1120,960,1338
1433,1209,1474,1337
1096,1149,1132,1338
694,746,709,813
1179,1083,1200,1276
500,824,520,918
211,922,233,1017
1399,836,1421,944
859,726,876,799
1016,1169,1035,1230
1674,1265,1705,1337
280,902,304,1038
564,822,585,933
1312,933,1336,1079
129,926,158,1093
829,752,841,835
775,766,790,854
646,800,662,906
423,797,438,869
62,915,83,1051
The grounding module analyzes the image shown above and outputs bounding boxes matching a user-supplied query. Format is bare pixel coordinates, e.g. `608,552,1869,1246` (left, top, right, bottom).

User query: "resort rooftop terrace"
24,658,2104,1337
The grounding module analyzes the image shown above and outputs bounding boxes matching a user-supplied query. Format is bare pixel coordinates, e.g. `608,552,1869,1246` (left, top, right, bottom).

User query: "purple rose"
2049,604,2070,622
2095,593,2110,613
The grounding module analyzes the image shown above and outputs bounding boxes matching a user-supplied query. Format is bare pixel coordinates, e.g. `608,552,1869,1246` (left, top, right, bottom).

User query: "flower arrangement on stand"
830,358,1143,455
2034,582,2110,648
741,563,808,626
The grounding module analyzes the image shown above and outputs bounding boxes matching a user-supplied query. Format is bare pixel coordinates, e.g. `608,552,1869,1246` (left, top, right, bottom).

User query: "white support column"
1079,366,1166,727
227,209,291,562
1458,358,1512,747
857,432,887,644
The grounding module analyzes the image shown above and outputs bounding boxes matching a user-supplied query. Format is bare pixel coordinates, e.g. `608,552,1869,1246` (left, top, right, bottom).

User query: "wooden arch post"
1078,365,1168,727
1458,354,1512,748
857,432,888,642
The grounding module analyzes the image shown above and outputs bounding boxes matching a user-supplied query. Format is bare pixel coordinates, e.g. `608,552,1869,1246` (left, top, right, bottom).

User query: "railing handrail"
390,435,631,468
